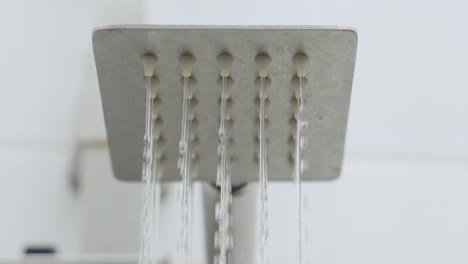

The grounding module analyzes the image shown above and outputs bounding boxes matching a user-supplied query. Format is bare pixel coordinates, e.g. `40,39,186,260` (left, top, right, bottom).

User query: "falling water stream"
140,76,160,264
178,76,193,262
296,76,308,264
259,76,269,264
215,76,233,264
138,55,311,264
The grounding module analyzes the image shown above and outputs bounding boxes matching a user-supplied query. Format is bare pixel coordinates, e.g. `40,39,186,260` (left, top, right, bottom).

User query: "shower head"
92,25,358,185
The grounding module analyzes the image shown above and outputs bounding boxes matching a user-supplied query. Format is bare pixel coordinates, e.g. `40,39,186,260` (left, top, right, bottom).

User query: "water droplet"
216,166,222,186
217,144,223,155
215,202,221,221
299,105,305,113
179,141,186,154
218,128,225,140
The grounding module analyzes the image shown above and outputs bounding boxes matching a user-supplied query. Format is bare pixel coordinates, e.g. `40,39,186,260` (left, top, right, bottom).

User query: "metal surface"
92,25,358,185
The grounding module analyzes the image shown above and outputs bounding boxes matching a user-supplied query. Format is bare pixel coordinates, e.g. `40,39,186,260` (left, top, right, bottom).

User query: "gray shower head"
92,25,358,185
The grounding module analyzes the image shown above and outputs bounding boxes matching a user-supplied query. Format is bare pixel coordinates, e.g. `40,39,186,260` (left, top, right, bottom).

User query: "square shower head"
92,25,357,185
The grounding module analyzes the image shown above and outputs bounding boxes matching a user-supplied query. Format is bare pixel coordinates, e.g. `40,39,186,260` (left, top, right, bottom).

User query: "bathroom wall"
0,0,91,258
144,0,468,158
0,0,144,259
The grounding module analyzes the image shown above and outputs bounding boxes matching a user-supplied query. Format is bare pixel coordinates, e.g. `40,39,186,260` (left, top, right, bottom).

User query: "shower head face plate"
92,25,358,185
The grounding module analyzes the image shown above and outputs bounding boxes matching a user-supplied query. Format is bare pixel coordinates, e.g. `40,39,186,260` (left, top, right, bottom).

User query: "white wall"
0,0,144,259
79,148,142,254
268,158,468,264
144,0,468,157
0,0,92,258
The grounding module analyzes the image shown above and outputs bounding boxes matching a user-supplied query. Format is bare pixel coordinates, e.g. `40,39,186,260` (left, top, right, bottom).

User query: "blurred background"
0,0,467,263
